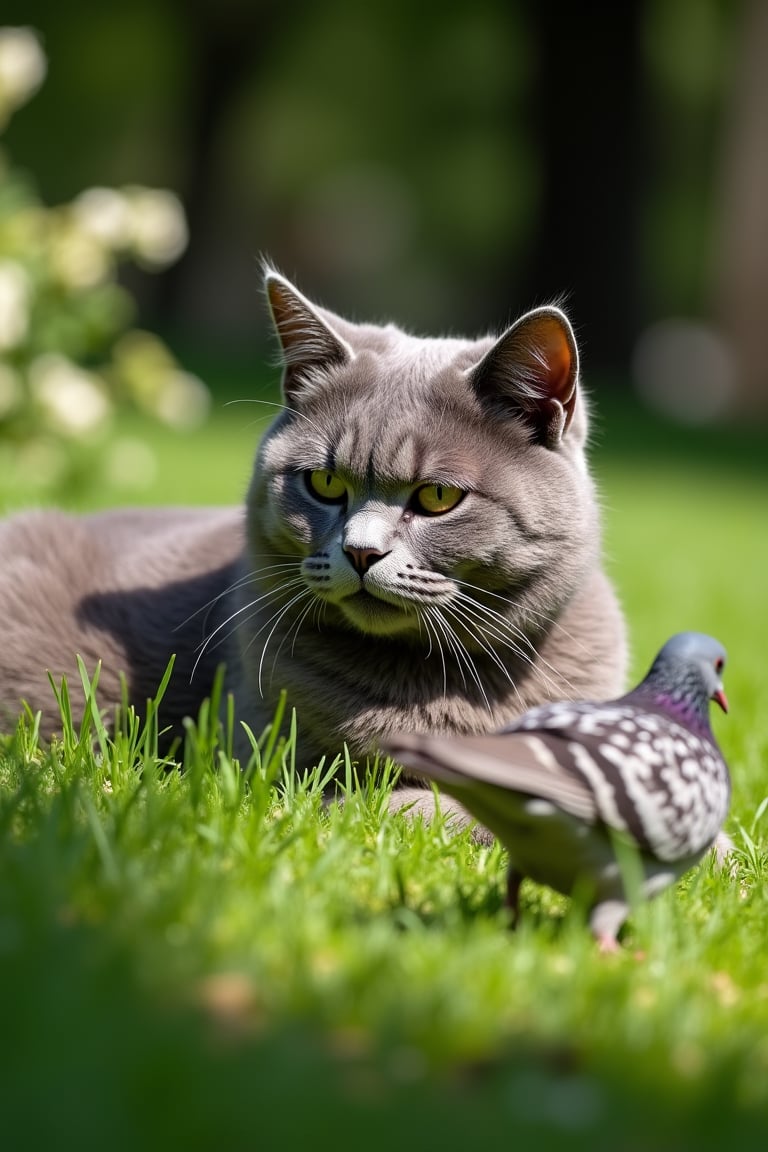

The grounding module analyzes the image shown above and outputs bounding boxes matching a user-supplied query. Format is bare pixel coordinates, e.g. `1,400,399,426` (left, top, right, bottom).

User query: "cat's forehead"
297,337,523,486
319,328,487,410
334,414,482,488
345,325,484,373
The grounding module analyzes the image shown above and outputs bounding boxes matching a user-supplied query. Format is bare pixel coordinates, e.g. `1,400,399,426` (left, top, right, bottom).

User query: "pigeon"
383,632,731,950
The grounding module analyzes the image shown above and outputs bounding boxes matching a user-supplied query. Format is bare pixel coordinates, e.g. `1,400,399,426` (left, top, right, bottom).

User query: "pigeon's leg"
712,830,736,873
588,899,628,952
505,867,523,928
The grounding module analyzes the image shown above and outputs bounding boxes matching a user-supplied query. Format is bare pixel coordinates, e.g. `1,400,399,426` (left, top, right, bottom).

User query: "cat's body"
0,271,627,775
0,506,244,738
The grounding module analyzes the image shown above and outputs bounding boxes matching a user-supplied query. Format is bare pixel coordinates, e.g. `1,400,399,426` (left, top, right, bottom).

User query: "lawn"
1,377,767,1151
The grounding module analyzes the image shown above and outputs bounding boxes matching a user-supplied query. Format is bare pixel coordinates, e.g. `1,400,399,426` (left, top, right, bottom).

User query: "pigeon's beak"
713,687,729,713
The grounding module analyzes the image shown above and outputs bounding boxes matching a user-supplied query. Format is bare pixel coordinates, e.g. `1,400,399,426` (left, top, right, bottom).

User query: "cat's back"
0,505,245,736
0,509,110,626
0,504,242,588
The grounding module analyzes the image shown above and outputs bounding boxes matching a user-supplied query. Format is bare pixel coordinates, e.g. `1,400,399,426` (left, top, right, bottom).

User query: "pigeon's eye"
715,657,725,674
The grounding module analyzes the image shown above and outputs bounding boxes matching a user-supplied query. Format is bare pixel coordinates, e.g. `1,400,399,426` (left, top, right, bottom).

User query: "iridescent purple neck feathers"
643,688,714,739
630,631,728,741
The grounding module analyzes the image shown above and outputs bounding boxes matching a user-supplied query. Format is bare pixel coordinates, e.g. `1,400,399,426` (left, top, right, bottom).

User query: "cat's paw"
388,786,495,846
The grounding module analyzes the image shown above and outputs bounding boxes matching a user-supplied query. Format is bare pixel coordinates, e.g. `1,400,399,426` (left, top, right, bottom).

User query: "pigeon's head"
651,632,728,714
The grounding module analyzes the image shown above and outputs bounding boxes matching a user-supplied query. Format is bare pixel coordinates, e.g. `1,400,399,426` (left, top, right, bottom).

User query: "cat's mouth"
338,588,415,636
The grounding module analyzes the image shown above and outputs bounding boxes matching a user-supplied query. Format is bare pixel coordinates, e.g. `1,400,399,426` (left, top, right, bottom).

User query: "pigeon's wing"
385,731,598,823
387,716,729,861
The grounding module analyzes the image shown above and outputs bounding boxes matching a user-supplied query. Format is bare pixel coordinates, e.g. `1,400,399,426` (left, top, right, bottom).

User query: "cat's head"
246,269,598,647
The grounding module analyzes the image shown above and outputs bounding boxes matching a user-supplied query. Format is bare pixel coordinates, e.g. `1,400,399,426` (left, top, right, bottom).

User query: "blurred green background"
3,0,768,422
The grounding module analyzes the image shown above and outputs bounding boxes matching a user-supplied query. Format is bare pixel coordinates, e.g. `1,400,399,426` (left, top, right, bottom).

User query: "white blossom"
50,226,110,289
29,354,112,437
151,369,210,428
0,27,47,125
0,260,29,350
125,187,188,267
71,187,133,250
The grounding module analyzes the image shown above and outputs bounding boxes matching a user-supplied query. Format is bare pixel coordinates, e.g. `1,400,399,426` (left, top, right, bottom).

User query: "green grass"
1,388,768,1150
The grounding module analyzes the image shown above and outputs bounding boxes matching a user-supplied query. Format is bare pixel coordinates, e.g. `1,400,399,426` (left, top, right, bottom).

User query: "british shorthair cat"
0,269,627,793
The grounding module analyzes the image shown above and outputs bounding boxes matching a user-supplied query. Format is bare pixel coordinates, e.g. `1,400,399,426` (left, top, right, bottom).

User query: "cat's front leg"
387,786,495,847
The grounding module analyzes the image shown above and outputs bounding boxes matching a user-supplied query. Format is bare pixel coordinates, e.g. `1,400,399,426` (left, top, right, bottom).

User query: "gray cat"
0,270,627,803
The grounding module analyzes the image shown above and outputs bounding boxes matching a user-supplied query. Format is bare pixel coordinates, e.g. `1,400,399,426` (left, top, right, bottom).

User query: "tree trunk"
521,2,642,374
712,0,768,417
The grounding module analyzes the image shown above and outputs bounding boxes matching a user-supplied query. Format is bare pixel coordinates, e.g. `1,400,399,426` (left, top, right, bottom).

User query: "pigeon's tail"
383,730,598,824
382,733,470,788
383,732,530,848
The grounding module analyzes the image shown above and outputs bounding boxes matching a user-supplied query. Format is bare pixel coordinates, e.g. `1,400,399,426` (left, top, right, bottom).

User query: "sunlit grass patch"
1,397,768,1144
1,617,768,1148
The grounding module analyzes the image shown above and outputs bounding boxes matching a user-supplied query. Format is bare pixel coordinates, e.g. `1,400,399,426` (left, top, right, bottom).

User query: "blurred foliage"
0,0,763,479
0,0,741,356
0,26,210,500
642,0,737,316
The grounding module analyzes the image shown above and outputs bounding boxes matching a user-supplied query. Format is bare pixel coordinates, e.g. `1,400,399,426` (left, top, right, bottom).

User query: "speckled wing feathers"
385,632,732,947
509,699,729,860
396,730,598,822
398,698,729,863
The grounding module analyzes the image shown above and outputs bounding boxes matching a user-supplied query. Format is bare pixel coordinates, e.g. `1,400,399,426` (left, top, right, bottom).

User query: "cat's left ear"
469,307,579,448
265,269,354,402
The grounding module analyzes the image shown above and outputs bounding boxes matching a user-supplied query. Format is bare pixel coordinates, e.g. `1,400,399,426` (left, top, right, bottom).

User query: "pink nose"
343,546,389,575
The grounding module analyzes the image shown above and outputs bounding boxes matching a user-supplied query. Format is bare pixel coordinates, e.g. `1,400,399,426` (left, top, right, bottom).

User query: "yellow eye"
413,483,464,515
306,469,347,503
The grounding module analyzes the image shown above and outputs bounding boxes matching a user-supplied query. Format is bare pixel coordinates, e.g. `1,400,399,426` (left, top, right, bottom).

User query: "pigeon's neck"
650,690,713,738
635,677,713,741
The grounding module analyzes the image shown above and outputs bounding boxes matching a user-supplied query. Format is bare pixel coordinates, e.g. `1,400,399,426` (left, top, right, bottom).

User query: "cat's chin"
337,590,416,638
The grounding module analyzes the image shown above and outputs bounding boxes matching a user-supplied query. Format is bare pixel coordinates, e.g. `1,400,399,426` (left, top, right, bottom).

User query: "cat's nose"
343,545,390,575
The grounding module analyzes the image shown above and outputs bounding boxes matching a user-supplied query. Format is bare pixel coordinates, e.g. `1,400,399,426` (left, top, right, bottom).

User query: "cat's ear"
264,269,353,401
469,307,579,448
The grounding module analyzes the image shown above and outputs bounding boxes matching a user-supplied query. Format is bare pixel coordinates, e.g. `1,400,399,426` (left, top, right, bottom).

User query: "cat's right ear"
264,270,353,402
468,306,579,448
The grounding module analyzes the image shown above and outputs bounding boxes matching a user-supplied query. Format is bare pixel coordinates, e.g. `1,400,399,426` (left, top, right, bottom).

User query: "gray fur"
0,271,626,787
0,506,244,740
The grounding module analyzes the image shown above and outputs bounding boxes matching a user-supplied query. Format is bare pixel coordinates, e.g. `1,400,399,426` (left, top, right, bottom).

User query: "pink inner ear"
266,276,303,342
265,274,351,383
469,305,579,446
525,314,577,405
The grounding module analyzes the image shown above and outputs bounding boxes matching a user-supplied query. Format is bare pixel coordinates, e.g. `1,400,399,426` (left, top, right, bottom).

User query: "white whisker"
429,606,493,713
427,607,465,693
453,576,589,656
267,593,317,687
444,600,526,712
255,588,314,695
190,577,306,681
519,602,592,654
451,594,532,667
225,397,329,440
174,559,302,632
452,590,577,701
420,609,446,697
416,609,434,661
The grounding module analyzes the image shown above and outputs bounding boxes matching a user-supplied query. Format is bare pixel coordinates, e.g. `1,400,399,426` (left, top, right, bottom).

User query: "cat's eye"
306,469,347,504
412,483,464,516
